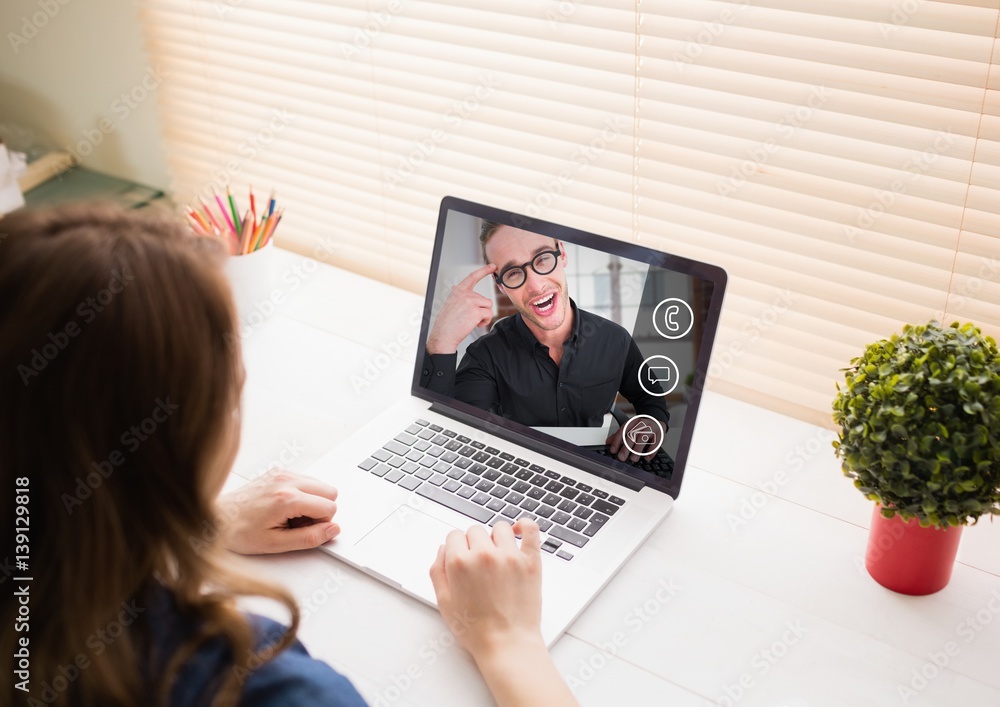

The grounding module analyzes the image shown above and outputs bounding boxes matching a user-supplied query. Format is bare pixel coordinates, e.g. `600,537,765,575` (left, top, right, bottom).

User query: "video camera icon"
638,355,679,397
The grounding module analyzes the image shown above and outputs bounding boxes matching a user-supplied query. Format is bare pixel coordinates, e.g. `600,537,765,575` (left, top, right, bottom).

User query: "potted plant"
832,321,1000,595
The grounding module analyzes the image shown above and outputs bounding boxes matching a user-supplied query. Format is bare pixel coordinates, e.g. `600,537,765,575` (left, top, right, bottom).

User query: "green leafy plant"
832,321,1000,528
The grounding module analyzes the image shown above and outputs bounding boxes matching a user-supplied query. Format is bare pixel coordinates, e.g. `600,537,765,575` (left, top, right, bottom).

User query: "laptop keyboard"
357,419,627,562
590,446,674,478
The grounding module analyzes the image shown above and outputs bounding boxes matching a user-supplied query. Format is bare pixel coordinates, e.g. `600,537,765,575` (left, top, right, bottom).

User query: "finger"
279,520,339,552
444,528,469,556
286,475,339,502
513,519,541,558
429,544,448,596
457,263,497,290
490,521,518,551
466,524,492,552
279,494,338,524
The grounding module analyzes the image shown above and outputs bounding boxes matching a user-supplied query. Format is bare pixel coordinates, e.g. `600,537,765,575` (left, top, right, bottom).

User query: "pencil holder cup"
224,241,280,327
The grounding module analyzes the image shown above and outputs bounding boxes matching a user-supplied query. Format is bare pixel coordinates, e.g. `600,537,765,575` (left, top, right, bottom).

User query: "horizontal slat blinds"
142,0,1000,425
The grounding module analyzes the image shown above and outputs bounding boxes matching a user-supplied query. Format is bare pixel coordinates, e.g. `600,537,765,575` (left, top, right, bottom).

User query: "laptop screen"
413,197,727,498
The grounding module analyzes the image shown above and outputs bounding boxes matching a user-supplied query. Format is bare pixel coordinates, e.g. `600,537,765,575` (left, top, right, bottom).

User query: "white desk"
226,247,1000,707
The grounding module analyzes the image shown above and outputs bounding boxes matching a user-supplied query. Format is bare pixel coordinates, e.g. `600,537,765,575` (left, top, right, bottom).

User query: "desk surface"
226,247,1000,707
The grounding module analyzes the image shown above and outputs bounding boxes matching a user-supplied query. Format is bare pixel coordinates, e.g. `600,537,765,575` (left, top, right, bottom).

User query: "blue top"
145,586,368,706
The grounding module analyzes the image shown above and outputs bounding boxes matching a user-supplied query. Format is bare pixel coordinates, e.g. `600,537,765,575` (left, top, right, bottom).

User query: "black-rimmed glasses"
493,248,562,289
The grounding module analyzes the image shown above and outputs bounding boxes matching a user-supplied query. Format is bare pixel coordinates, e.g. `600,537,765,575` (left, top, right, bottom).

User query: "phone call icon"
653,298,693,339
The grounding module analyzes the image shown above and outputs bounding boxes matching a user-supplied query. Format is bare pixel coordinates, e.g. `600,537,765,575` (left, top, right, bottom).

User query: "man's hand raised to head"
426,263,497,355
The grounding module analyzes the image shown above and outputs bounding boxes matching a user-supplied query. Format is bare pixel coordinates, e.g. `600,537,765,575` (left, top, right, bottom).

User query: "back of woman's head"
0,203,294,706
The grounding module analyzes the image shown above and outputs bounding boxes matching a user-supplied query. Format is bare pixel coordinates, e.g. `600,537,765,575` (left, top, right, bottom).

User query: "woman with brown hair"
0,204,577,707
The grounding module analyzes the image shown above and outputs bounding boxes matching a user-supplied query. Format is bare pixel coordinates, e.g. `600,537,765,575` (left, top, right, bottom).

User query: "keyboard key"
429,474,447,486
432,434,448,445
457,434,471,443
458,446,476,458
418,428,436,440
559,476,576,486
399,475,421,491
512,480,531,494
443,479,462,493
542,493,561,506
499,452,515,461
544,480,565,493
519,498,540,512
443,441,462,453
529,464,546,473
472,451,491,463
528,474,547,487
514,468,534,481
485,446,500,454
441,451,459,463
358,457,378,471
489,486,508,499
470,463,488,475
470,440,486,449
542,537,562,549
517,511,538,522
582,521,604,537
537,518,553,532
384,469,404,483
433,461,451,474
551,511,572,525
567,517,588,532
425,446,444,458
429,424,443,432
591,499,620,516
371,463,390,477
497,474,516,488
506,492,525,505
387,455,405,468
576,483,593,493
457,485,476,499
419,456,436,468
447,467,465,480
535,505,555,519
501,504,520,518
549,524,589,548
514,458,529,467
527,487,546,500
401,461,419,474
541,542,556,554
556,550,574,561
573,506,593,520
416,483,494,523
592,489,609,499
486,457,505,469
590,513,610,526
544,470,561,479
483,469,501,481
501,462,520,475
472,492,490,505
442,429,457,438
557,499,576,513
486,498,506,512
405,449,423,462
415,468,433,480
609,495,626,506
576,493,596,507
405,424,422,435
476,480,495,492
384,440,408,456
454,457,473,469
372,449,391,462
461,473,479,486
415,419,430,426
395,432,417,446
559,487,580,500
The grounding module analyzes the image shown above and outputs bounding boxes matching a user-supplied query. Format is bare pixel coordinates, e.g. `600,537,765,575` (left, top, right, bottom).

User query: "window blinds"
141,0,1000,426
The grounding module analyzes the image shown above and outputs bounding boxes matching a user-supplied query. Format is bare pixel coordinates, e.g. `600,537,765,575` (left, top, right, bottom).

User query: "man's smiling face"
485,226,569,333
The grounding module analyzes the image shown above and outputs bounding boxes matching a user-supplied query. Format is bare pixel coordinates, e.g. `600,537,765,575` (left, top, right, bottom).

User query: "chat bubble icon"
648,367,672,384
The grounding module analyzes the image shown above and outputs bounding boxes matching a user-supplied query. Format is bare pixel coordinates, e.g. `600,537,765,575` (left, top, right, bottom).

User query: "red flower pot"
865,505,963,595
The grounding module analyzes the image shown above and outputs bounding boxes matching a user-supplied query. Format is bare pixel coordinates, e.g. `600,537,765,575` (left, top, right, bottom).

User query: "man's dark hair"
479,220,503,263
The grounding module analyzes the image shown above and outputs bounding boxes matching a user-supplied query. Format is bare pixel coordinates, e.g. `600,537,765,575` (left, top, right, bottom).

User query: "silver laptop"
306,196,727,645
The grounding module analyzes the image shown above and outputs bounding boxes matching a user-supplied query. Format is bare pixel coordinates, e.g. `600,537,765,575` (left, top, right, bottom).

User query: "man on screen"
420,221,669,463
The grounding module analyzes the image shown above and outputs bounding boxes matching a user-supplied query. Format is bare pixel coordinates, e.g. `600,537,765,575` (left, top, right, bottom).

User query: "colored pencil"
227,187,241,238
250,186,257,226
214,192,236,234
199,197,223,232
267,190,276,217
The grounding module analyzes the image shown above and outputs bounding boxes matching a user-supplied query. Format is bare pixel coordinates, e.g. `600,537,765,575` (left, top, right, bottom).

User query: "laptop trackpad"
354,506,461,599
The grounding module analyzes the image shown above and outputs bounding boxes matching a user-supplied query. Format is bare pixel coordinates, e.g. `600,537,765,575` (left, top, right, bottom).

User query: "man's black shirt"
420,300,669,428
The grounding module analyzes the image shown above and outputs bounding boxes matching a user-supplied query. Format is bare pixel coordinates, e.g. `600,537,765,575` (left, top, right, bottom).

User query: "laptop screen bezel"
410,196,727,500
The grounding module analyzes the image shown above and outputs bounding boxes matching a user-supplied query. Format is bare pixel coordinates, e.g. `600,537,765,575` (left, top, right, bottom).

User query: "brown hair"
479,220,503,263
0,203,298,706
